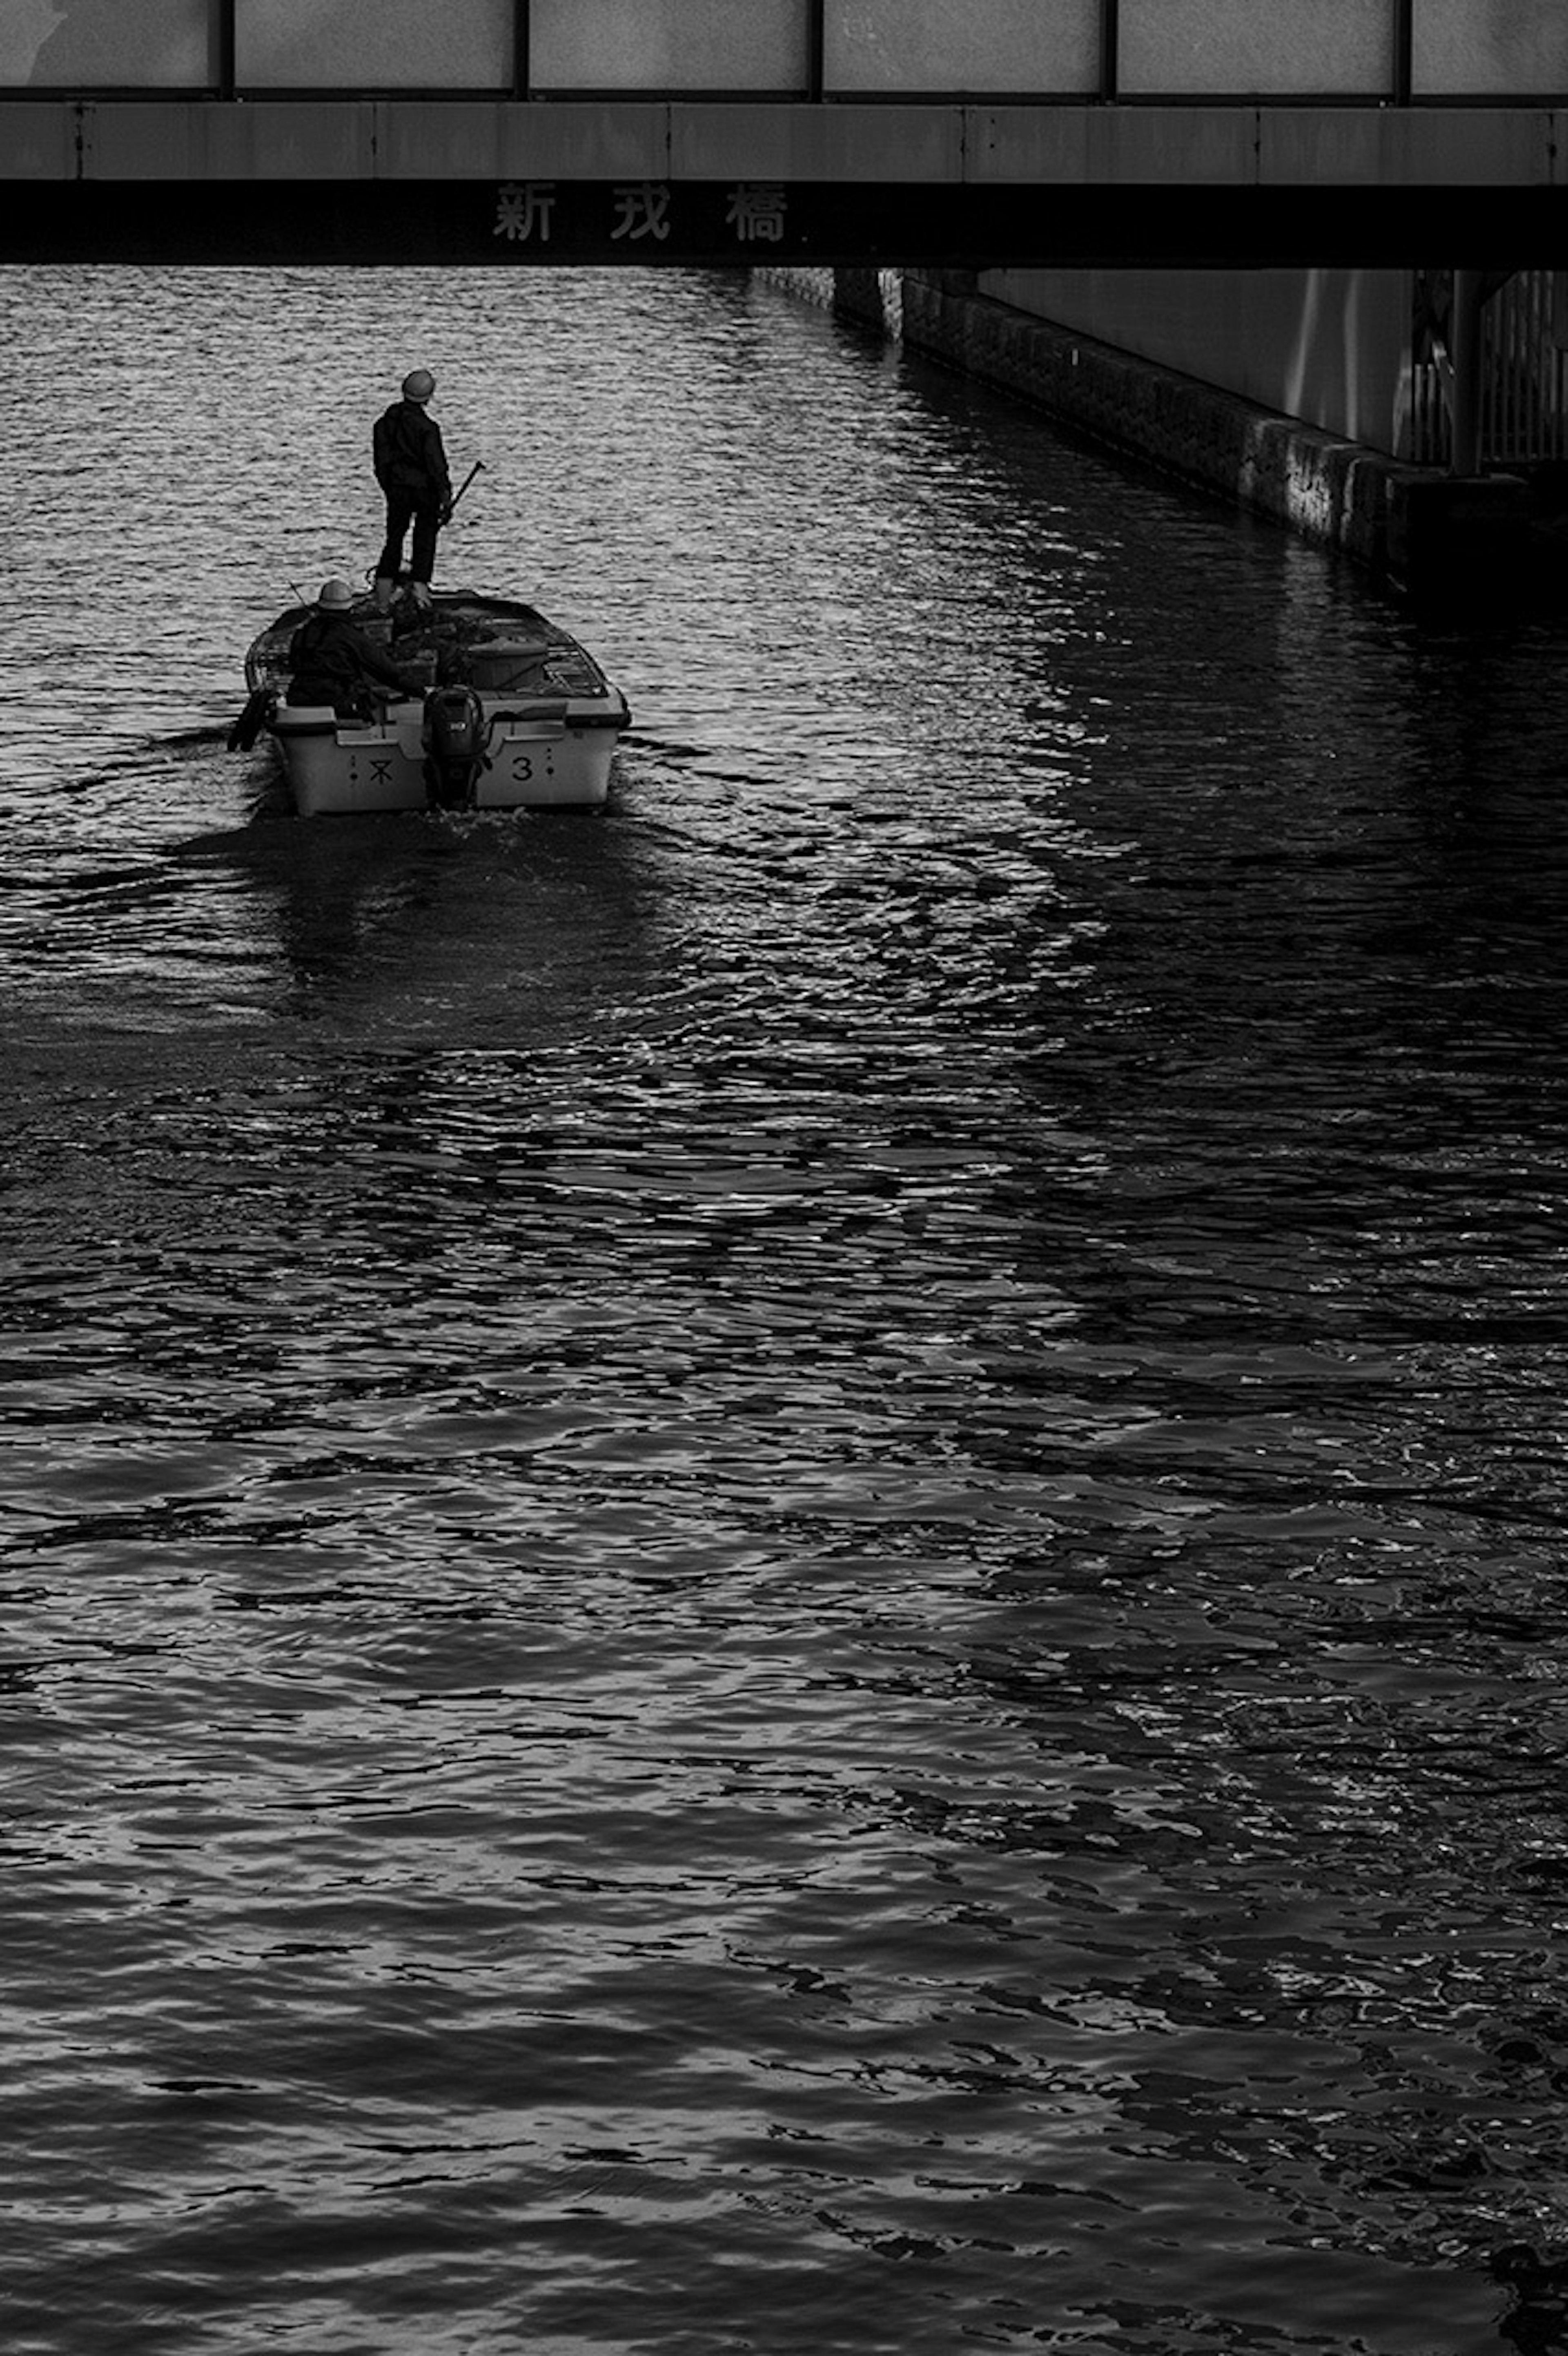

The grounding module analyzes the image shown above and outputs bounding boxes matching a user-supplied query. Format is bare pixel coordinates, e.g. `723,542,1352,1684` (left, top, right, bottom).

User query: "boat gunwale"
244,587,629,722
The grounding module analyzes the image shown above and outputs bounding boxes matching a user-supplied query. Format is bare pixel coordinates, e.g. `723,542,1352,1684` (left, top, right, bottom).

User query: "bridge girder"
2,101,1562,268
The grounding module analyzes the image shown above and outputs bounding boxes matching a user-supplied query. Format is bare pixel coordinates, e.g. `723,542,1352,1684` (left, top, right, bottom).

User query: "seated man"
287,578,421,716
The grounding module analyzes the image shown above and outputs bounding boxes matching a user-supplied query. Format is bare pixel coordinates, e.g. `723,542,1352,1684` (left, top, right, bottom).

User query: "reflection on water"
7,265,1568,2356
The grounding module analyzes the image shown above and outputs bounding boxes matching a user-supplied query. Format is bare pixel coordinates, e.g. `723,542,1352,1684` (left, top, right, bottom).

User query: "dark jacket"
287,610,412,712
373,399,452,504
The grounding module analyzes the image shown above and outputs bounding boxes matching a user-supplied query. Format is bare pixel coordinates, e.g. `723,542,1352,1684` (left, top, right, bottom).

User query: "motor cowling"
421,685,488,810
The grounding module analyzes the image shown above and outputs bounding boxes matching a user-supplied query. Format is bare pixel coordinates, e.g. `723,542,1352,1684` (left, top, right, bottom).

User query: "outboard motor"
421,685,488,810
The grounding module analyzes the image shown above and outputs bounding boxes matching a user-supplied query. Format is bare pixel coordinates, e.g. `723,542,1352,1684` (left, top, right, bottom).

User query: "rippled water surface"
10,265,1568,2356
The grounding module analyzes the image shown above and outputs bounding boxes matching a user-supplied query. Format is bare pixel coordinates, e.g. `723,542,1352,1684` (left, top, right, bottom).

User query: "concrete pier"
760,265,1560,603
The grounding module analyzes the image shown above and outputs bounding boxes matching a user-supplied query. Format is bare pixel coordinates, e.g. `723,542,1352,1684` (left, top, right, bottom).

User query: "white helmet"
317,578,355,611
401,368,435,403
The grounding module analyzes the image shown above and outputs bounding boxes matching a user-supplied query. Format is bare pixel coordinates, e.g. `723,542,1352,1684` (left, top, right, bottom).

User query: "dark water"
8,264,1568,2356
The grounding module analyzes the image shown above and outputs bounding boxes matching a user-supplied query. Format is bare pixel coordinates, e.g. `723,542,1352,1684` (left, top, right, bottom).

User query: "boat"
230,585,631,816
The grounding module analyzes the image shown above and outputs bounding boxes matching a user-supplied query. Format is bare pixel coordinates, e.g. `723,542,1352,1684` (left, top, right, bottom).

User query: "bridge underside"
6,178,1564,269
1,100,1564,266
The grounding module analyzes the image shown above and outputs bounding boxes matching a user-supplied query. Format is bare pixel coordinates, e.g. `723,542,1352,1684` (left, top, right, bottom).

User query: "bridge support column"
1448,265,1485,476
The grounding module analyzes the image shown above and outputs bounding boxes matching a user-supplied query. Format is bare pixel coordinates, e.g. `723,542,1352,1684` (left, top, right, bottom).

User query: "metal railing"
1408,272,1568,466
1483,271,1568,466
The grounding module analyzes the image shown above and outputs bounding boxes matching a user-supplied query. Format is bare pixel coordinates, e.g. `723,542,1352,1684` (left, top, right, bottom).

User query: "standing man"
372,368,453,613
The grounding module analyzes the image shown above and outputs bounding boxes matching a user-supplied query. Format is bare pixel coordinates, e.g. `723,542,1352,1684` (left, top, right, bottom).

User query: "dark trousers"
378,490,442,585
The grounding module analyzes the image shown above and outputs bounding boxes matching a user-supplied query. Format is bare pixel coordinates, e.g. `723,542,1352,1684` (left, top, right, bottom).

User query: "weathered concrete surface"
980,266,1411,457
3,98,1565,191
763,264,1560,600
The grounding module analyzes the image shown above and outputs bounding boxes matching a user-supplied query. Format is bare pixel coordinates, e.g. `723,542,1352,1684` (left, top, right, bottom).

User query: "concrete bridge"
6,0,1568,578
2,0,1566,267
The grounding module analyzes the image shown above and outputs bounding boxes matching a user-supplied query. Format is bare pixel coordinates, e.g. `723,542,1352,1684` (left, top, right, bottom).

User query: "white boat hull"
275,702,618,817
238,588,630,817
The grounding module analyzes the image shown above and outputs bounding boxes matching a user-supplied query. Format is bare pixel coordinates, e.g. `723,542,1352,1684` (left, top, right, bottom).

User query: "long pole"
448,460,486,515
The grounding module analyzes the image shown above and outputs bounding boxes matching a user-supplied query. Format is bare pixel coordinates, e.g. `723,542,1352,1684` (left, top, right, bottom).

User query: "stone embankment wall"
759,265,1538,600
